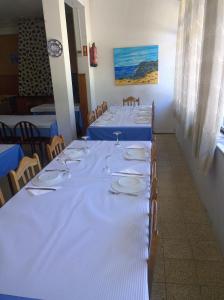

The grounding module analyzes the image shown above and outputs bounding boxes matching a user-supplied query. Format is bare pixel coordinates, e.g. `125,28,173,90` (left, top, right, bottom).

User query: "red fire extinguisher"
89,42,98,67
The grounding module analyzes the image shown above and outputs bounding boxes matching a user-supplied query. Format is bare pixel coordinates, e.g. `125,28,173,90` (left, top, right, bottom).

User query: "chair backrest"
46,135,65,162
150,175,158,201
151,139,157,162
9,153,42,194
0,121,14,143
88,111,96,125
14,121,40,141
95,105,103,118
0,188,5,206
148,199,158,296
123,96,140,106
151,101,155,134
102,101,108,112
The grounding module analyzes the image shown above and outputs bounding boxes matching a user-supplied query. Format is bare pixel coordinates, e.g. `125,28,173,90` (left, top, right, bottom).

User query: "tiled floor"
151,134,224,300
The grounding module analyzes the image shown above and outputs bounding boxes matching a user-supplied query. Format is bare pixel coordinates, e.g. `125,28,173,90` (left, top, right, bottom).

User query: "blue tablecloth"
0,144,24,177
13,122,58,138
0,115,58,138
0,295,39,300
33,111,83,133
87,126,152,141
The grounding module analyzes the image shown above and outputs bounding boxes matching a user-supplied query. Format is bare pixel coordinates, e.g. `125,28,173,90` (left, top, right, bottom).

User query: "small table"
0,144,24,177
30,104,83,132
87,105,152,141
0,115,58,138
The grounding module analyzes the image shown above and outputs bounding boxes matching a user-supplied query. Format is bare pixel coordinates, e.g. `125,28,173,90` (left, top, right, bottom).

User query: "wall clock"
47,39,63,57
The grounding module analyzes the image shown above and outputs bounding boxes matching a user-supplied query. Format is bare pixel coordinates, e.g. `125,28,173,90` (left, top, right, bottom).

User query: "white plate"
32,171,69,187
94,120,110,125
135,118,150,124
102,115,113,121
63,149,85,160
111,177,146,194
124,148,146,160
126,144,145,149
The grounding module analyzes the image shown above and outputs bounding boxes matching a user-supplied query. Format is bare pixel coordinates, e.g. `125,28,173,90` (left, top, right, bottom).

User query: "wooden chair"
0,188,5,207
14,121,44,158
88,111,96,125
147,199,158,296
9,153,42,194
102,101,108,113
151,139,157,162
46,135,65,162
152,101,155,134
95,105,103,118
0,121,14,144
123,96,140,106
151,175,158,201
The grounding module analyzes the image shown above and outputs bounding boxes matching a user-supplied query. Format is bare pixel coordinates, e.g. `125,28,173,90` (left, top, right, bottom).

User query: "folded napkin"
113,168,145,176
26,186,61,196
126,144,145,149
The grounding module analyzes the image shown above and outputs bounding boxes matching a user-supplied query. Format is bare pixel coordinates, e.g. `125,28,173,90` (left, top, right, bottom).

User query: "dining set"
0,97,158,300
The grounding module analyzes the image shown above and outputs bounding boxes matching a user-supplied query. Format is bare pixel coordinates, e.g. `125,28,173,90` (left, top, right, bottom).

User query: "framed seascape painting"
114,45,159,86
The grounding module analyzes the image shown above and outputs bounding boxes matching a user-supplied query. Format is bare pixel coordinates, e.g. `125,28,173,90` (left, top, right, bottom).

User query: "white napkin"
113,168,144,177
126,144,145,149
26,186,62,196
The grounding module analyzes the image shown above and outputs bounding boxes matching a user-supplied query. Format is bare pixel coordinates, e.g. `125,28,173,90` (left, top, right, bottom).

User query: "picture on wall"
114,45,159,86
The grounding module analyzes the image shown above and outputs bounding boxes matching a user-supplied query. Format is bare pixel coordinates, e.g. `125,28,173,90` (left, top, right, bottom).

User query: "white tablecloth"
0,115,56,128
90,105,152,128
30,103,80,113
0,144,15,154
0,141,151,300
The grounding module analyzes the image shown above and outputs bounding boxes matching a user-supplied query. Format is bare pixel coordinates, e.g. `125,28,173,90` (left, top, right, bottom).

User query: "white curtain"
175,0,224,171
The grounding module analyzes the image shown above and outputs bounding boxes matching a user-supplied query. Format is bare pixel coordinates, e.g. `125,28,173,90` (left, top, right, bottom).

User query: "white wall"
89,0,179,133
176,128,224,253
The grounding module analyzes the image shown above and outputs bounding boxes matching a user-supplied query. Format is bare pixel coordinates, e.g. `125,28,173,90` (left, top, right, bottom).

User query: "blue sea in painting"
114,45,158,81
115,65,138,80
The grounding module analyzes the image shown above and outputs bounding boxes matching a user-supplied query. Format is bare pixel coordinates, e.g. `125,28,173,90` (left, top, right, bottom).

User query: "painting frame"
113,45,159,86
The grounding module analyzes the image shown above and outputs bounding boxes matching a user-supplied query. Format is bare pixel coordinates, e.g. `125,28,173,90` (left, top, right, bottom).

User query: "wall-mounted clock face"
47,39,63,57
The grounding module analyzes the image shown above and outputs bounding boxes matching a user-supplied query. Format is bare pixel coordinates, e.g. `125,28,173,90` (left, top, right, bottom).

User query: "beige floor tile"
154,257,166,283
191,240,223,261
165,259,198,285
157,239,164,259
153,134,224,298
196,261,224,286
163,239,193,260
183,209,210,224
160,222,187,240
166,284,201,300
151,283,167,300
200,286,224,300
186,223,216,241
159,206,184,224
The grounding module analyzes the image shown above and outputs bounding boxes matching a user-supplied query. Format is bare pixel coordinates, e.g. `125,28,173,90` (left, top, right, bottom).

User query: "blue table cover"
13,122,58,138
0,295,39,300
87,126,152,141
0,145,24,177
33,111,83,133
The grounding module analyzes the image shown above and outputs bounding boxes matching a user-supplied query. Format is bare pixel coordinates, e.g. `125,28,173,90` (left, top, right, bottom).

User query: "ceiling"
0,0,43,24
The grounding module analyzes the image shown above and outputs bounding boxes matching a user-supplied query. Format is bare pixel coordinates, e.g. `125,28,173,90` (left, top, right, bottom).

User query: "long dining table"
0,115,58,138
87,105,153,141
0,140,151,300
30,103,83,132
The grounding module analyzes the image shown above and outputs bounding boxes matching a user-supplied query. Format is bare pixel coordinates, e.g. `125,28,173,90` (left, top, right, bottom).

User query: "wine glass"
113,131,122,146
81,136,89,153
57,153,70,173
103,154,111,175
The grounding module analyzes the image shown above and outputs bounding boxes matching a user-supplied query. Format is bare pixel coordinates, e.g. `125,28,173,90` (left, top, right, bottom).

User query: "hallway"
151,135,224,300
